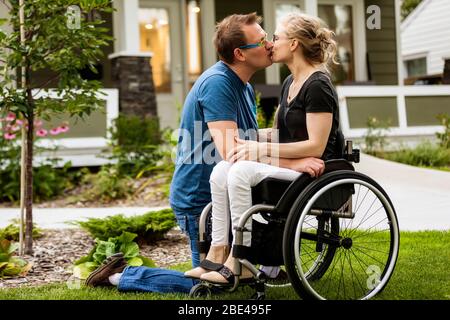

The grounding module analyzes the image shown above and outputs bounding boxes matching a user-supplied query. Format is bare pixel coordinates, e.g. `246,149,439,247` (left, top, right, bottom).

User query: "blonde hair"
280,13,338,72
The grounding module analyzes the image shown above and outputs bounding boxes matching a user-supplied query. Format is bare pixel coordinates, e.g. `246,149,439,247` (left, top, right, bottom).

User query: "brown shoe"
85,253,128,287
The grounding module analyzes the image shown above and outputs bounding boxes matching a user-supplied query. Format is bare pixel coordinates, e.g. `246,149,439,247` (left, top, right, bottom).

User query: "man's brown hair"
213,12,263,64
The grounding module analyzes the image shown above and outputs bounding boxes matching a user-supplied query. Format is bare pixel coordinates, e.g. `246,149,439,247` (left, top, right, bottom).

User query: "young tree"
0,0,113,254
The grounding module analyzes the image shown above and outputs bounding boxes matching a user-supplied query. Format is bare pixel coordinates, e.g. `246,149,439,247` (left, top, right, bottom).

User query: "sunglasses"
238,37,268,50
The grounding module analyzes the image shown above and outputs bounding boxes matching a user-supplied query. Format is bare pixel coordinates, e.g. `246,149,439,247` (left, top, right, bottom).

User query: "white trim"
403,52,428,61
336,85,450,138
200,0,217,69
112,0,140,53
108,51,154,60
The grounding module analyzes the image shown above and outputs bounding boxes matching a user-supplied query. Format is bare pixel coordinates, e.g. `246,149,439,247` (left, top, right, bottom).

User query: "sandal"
200,265,254,285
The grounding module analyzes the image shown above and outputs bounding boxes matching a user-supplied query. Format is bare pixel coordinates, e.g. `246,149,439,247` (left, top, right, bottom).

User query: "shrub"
108,115,163,177
436,114,450,149
385,141,450,168
364,117,391,156
0,239,32,278
72,231,155,280
80,166,132,203
0,219,43,241
74,208,177,245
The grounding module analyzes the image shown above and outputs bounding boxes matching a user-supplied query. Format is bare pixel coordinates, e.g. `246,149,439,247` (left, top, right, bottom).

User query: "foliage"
108,115,163,177
436,114,450,149
0,219,43,241
73,208,177,244
401,0,423,20
385,141,450,168
72,231,155,280
79,166,133,203
363,117,391,156
255,90,276,129
0,239,32,278
0,0,113,252
0,113,75,202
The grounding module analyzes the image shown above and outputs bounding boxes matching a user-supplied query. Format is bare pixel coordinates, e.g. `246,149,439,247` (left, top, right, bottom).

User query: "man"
169,12,273,268
85,13,279,292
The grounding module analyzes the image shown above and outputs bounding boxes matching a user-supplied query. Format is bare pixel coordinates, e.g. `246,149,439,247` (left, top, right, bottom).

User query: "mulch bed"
0,228,191,289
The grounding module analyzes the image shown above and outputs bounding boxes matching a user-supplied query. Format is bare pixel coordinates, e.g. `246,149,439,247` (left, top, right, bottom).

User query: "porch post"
304,0,318,17
109,0,158,117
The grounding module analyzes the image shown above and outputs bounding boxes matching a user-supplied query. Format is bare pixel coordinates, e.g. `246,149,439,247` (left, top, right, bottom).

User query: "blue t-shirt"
169,61,259,213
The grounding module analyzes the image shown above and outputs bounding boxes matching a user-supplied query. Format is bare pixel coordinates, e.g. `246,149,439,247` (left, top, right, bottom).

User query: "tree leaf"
127,257,143,267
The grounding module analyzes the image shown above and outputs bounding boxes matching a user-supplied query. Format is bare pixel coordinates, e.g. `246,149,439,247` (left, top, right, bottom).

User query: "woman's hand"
226,137,266,163
289,157,325,178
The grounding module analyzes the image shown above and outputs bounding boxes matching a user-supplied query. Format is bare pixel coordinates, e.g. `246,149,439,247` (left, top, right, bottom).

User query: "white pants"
210,160,302,247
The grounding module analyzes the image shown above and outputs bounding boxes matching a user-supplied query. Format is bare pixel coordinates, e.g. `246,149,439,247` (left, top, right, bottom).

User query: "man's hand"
226,137,266,163
289,157,325,178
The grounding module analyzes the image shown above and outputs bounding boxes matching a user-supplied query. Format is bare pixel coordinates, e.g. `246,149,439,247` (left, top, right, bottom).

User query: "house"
401,0,450,85
1,0,449,165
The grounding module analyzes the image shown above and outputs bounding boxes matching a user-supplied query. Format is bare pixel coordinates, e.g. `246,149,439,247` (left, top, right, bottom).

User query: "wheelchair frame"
190,142,400,300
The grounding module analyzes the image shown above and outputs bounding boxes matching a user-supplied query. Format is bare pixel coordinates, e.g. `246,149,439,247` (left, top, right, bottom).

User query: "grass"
0,231,449,300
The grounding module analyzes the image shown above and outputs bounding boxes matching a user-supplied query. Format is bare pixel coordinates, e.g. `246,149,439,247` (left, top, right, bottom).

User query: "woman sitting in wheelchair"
185,12,345,284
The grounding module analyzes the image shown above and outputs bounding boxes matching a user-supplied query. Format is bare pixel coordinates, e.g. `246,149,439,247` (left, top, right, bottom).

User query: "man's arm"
207,121,239,160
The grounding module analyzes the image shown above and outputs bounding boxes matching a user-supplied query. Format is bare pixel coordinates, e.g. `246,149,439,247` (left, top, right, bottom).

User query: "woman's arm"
266,112,332,158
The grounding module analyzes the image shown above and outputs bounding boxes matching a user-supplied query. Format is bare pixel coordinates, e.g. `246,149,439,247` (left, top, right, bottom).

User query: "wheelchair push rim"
286,172,400,300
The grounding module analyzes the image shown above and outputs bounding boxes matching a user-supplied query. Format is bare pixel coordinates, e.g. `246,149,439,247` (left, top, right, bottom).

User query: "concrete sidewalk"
0,206,170,229
0,154,449,231
354,153,450,231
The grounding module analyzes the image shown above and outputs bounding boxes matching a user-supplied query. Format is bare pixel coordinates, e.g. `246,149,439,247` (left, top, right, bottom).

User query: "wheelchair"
189,141,400,300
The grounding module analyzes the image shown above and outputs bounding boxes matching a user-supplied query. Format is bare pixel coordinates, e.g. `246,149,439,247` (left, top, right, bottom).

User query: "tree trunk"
24,91,34,255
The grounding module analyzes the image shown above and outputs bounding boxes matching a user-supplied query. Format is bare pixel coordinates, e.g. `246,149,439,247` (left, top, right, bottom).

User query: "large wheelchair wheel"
283,171,400,300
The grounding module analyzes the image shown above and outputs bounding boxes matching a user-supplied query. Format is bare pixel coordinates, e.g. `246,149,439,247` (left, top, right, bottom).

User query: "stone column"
110,53,157,117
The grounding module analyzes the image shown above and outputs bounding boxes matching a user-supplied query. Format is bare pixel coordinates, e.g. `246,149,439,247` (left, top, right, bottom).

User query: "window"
186,0,203,87
139,8,172,93
405,57,427,78
318,4,355,84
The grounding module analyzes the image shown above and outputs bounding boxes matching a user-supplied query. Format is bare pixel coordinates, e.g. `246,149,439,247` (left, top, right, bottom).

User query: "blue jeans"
118,266,198,294
172,207,202,268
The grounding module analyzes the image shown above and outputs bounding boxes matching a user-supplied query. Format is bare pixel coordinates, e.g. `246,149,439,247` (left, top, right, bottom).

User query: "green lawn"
0,231,449,300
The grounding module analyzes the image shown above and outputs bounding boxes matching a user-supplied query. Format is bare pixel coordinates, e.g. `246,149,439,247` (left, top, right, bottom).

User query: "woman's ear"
234,48,246,62
290,39,299,52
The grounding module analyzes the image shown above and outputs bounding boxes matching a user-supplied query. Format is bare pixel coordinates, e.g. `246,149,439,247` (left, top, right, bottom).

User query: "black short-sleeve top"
277,71,344,160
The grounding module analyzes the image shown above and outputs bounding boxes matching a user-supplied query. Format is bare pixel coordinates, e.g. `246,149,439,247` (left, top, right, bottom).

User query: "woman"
185,12,345,284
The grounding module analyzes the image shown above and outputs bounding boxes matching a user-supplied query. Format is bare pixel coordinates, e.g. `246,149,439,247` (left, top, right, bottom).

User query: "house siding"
365,0,398,85
402,0,450,76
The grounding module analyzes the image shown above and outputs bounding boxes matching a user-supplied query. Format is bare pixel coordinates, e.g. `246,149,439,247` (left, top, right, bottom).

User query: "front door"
139,0,185,128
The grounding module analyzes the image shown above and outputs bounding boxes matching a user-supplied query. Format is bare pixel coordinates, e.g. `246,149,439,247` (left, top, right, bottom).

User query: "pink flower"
11,125,21,132
58,125,70,133
36,129,48,137
50,127,61,135
34,120,43,127
5,113,15,122
16,119,24,126
4,132,16,140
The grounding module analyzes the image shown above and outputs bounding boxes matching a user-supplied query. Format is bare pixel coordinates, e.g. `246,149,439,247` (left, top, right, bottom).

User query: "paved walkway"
354,153,450,231
0,154,449,231
0,206,170,229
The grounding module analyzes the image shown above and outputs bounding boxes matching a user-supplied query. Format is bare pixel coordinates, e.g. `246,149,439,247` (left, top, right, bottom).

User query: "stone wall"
111,55,157,117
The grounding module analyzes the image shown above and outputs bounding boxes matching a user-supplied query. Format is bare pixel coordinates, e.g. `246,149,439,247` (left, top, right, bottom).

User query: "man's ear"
233,48,246,62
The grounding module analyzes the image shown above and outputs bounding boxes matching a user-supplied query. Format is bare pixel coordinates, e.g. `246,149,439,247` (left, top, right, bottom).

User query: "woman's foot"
199,256,254,284
184,245,229,279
